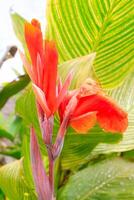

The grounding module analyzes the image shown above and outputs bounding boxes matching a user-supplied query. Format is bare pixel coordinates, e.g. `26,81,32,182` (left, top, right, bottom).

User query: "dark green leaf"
0,188,5,200
0,75,29,109
0,148,21,159
0,128,14,141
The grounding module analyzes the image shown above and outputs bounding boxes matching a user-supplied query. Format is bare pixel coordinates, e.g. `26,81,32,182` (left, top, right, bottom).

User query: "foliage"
0,160,37,200
0,75,29,109
58,158,134,200
46,0,134,88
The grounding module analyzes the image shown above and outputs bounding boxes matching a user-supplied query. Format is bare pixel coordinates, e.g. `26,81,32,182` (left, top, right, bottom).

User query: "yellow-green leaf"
46,0,134,88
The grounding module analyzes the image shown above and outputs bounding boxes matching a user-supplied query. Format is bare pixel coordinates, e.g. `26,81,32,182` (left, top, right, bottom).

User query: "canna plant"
0,1,134,200
19,19,128,200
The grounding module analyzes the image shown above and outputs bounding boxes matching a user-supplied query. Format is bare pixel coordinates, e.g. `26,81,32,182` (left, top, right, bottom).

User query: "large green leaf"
58,158,134,200
0,160,37,200
61,127,121,169
46,0,134,88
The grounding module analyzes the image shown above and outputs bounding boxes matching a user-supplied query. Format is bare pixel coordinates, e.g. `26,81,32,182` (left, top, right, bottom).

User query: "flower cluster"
20,19,128,200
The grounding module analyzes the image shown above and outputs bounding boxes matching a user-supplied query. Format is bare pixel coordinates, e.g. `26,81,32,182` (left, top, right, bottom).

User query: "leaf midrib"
93,0,116,51
78,167,130,200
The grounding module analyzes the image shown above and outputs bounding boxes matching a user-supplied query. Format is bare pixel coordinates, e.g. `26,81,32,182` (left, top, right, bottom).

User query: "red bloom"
20,19,72,117
20,19,128,134
59,79,128,134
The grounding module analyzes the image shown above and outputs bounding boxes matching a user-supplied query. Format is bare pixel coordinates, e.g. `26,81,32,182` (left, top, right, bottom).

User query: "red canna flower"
20,18,128,200
59,79,128,134
20,19,72,118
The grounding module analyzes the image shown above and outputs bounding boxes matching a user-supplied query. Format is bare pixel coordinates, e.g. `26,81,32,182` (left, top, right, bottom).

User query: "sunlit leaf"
46,0,134,88
59,53,96,88
10,12,29,57
0,160,37,200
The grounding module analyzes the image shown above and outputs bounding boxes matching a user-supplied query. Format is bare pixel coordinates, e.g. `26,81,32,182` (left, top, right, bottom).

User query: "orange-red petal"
57,71,73,107
70,112,97,134
25,20,43,82
19,50,36,82
43,41,58,113
73,94,128,133
32,84,51,117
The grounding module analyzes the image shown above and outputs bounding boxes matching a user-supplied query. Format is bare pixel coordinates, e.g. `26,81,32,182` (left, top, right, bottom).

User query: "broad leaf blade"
46,0,134,88
59,53,96,88
0,160,37,200
58,158,134,200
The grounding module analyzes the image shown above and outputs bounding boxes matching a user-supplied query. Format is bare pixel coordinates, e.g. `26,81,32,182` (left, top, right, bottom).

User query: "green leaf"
0,188,5,200
61,126,122,169
0,148,21,159
22,133,34,188
9,116,27,139
10,12,29,57
123,150,134,161
0,75,29,109
0,128,14,141
46,0,134,88
59,53,96,88
0,160,37,200
15,86,40,134
58,158,134,200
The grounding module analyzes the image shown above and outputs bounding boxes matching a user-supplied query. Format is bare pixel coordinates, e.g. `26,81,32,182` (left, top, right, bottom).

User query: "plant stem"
48,149,55,199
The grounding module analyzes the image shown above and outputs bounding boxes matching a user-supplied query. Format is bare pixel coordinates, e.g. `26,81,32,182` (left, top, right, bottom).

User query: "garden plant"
0,0,134,200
